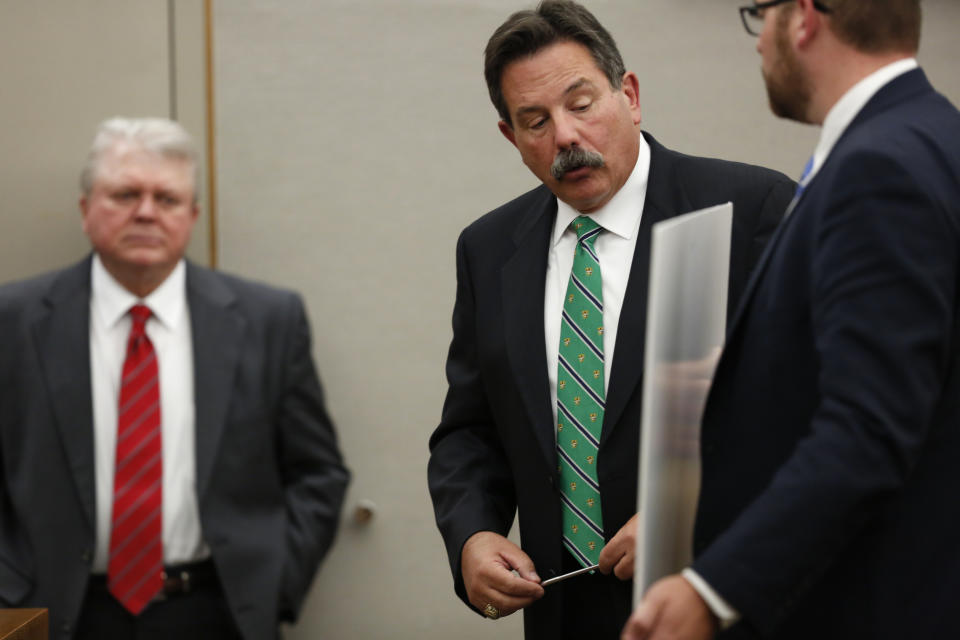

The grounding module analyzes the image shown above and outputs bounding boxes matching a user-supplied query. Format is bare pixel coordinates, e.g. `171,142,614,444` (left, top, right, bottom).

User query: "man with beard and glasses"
427,1,795,638
624,1,960,639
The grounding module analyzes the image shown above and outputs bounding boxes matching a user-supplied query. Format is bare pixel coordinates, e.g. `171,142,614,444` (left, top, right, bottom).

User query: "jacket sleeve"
275,294,350,621
427,231,517,609
694,149,958,635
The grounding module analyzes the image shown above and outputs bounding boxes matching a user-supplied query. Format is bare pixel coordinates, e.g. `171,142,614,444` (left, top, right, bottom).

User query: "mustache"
550,147,604,180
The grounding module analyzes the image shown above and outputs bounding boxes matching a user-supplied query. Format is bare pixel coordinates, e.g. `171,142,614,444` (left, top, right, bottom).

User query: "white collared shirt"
802,58,918,188
90,255,207,571
545,134,651,430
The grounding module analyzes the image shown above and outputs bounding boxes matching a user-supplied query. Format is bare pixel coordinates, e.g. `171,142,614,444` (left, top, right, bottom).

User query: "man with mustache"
623,1,960,639
0,117,349,639
427,1,795,638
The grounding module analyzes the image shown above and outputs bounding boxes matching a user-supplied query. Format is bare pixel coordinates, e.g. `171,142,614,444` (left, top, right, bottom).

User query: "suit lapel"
725,188,804,336
33,258,97,529
501,187,558,468
187,263,246,497
725,68,934,341
601,135,688,446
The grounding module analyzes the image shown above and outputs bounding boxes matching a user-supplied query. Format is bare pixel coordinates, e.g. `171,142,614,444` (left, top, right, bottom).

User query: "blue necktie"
795,156,814,199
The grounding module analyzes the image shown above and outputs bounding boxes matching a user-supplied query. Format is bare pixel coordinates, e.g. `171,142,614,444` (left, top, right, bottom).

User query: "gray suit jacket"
0,256,349,639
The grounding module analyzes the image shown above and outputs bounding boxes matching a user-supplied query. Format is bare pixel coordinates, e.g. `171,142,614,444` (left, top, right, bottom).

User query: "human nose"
553,111,581,150
134,194,158,219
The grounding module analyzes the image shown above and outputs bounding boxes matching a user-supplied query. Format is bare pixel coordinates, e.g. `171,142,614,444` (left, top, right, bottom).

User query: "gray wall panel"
212,3,960,638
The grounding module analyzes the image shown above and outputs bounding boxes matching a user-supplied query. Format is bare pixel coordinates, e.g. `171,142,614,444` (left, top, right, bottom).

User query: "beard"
550,146,605,180
762,15,813,123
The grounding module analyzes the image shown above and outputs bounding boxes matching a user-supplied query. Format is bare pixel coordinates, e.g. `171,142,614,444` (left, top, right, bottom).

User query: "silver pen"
541,564,599,587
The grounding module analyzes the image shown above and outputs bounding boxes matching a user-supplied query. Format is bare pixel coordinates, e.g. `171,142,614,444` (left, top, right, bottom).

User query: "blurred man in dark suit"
0,117,349,640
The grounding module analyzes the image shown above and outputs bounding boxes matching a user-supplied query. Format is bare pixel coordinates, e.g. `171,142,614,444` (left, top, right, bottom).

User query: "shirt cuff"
681,568,740,631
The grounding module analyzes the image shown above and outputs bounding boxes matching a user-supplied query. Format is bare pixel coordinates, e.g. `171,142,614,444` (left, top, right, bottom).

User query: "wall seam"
204,0,218,269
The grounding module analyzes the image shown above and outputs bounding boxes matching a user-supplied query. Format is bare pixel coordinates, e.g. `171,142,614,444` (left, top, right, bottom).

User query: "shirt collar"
91,254,187,331
552,133,651,246
805,58,918,186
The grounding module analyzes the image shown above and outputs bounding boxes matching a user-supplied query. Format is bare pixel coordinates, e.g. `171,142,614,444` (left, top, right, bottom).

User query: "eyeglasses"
739,0,832,36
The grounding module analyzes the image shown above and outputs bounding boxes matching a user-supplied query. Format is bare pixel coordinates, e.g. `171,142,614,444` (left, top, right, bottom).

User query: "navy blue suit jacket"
694,69,960,639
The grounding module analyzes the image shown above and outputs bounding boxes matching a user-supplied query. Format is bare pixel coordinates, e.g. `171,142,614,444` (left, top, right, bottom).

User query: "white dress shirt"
802,58,918,189
90,255,208,572
687,58,920,629
545,135,651,429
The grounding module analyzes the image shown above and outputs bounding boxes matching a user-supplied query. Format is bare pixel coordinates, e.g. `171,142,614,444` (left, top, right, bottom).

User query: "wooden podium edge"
0,609,48,640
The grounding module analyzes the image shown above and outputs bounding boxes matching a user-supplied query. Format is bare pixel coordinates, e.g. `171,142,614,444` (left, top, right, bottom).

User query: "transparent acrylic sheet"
633,202,732,604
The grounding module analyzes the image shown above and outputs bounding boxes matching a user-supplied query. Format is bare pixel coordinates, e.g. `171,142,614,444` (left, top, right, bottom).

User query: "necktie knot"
129,304,151,337
571,215,602,248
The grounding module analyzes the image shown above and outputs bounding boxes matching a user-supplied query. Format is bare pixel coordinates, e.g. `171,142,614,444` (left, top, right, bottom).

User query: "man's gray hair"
79,117,200,202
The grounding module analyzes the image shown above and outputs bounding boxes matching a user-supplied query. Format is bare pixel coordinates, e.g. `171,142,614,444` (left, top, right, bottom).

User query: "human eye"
111,189,138,202
569,93,593,113
156,192,181,208
525,115,548,130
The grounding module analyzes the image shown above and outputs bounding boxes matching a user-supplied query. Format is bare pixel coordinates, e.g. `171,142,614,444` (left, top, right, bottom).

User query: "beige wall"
2,1,959,639
0,0,208,282
210,2,960,639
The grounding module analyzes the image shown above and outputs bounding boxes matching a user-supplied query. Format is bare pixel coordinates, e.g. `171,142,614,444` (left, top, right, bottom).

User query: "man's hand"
621,575,717,640
461,531,544,618
598,513,638,580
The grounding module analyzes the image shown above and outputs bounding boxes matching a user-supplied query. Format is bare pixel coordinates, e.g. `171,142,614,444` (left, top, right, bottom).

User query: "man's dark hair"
484,0,626,126
822,0,921,54
785,0,920,54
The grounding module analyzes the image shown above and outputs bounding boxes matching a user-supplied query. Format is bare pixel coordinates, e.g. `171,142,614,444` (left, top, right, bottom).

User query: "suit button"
81,549,91,563
61,622,71,633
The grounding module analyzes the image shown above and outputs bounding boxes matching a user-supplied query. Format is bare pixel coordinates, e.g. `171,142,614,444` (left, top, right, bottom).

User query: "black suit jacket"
0,257,349,640
693,69,960,639
429,132,794,638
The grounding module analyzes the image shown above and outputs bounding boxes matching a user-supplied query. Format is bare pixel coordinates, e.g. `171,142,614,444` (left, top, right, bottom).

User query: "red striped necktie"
107,304,163,613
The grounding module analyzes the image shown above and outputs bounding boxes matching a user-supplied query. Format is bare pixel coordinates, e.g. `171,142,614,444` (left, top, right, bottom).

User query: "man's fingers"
471,590,540,618
613,548,635,580
598,547,621,575
468,572,541,618
599,513,638,578
622,575,716,640
621,601,657,640
461,531,544,618
501,546,541,584
486,564,544,598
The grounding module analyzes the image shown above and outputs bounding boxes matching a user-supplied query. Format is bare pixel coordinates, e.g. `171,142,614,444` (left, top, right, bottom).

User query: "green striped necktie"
557,215,606,567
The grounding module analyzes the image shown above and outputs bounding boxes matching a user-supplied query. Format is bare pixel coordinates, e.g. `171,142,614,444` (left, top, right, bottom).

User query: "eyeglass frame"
739,0,832,37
